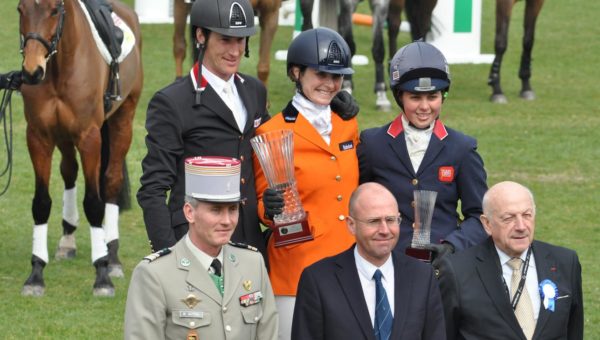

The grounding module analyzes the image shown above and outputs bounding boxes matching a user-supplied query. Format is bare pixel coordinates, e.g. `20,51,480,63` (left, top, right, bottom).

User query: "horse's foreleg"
257,5,279,86
337,0,356,92
371,0,392,111
102,99,136,278
173,0,192,78
519,0,544,100
78,126,114,296
55,141,79,260
300,0,315,30
22,129,54,296
387,0,402,63
489,0,514,103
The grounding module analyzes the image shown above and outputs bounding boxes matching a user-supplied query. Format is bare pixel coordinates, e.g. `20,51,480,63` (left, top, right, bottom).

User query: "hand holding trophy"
251,129,312,247
405,190,437,262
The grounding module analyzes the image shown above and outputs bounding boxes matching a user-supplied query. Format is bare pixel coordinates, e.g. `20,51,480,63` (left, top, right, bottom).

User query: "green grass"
1,0,599,338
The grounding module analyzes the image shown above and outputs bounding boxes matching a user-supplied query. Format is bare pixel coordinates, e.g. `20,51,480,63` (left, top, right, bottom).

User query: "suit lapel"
202,83,241,131
335,246,376,340
389,252,410,339
176,241,223,305
532,241,555,339
222,245,243,307
235,75,255,133
476,239,525,339
388,133,416,177
293,112,331,153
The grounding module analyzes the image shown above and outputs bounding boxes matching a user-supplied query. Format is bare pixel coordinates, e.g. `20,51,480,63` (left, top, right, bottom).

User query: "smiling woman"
253,27,359,340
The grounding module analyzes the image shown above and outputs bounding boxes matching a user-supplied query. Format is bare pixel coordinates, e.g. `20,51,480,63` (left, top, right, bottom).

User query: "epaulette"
228,241,258,252
143,248,172,262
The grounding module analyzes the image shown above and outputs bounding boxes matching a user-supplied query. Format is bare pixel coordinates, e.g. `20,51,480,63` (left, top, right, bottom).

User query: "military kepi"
185,156,243,202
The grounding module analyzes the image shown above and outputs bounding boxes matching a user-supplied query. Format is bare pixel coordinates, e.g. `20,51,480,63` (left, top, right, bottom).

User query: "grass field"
1,0,598,338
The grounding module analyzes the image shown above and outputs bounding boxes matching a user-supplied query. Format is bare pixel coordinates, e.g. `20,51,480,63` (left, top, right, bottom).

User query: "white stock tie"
223,83,245,132
508,257,536,340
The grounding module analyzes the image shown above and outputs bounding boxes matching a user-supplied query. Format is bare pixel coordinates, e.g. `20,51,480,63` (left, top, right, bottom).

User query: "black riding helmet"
190,0,256,105
389,41,450,108
287,27,354,77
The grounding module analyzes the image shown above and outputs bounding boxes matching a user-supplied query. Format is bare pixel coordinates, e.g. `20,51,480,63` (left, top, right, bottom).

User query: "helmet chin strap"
194,41,206,107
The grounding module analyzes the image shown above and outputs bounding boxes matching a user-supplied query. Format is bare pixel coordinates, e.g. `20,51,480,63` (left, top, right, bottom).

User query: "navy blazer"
358,117,488,252
438,238,584,340
137,70,270,257
292,245,446,340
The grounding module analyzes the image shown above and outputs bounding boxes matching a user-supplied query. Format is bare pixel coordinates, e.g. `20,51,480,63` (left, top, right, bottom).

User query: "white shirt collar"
291,91,332,145
354,246,394,282
201,65,235,95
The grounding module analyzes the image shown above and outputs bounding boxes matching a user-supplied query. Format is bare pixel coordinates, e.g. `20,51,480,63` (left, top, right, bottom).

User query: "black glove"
422,242,455,269
330,90,359,120
0,71,23,90
263,188,284,220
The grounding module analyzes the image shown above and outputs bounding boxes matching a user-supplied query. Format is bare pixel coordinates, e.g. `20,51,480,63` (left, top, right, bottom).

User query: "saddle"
81,0,124,113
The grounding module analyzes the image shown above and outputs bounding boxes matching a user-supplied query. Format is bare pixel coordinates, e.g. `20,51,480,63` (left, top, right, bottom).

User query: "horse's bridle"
20,0,66,61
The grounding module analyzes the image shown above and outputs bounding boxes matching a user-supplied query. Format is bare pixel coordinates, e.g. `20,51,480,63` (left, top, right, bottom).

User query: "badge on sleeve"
438,166,455,183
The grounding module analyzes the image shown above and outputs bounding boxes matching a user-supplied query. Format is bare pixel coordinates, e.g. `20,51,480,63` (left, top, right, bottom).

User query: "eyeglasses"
348,215,401,228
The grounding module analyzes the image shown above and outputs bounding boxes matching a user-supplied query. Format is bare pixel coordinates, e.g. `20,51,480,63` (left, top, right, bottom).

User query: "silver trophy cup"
406,190,437,262
251,129,312,246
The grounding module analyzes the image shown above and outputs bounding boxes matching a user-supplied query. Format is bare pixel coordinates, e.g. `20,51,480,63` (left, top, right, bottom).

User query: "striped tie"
373,269,393,340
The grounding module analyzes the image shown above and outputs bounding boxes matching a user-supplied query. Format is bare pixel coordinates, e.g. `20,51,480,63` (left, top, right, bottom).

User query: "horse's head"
18,0,65,85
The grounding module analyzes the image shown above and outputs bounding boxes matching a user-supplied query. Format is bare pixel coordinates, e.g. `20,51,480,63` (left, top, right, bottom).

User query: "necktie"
210,258,222,277
373,269,393,340
508,258,535,340
223,83,245,132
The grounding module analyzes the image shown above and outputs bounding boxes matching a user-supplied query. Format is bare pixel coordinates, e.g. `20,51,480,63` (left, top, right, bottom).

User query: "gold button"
241,178,246,184
411,201,415,208
338,215,345,221
190,321,195,327
254,316,259,322
411,179,418,186
223,306,228,312
225,325,232,332
330,155,336,161
335,175,342,182
240,155,245,161
337,195,343,201
412,222,416,229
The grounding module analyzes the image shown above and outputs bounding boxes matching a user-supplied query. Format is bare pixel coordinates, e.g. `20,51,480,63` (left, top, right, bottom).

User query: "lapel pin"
180,258,191,267
243,280,252,291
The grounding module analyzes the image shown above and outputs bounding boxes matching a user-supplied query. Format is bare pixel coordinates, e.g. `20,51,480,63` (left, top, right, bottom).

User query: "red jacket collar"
386,115,449,140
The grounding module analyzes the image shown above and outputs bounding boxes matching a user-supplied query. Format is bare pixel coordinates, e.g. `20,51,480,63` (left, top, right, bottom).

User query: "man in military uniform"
125,156,278,339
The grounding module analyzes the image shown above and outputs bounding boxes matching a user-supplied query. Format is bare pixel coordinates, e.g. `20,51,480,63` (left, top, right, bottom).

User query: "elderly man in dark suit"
438,181,584,340
291,182,445,340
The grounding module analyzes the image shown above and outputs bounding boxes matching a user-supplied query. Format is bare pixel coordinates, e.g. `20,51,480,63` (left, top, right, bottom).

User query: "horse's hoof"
55,247,76,260
22,284,45,297
55,234,77,260
375,91,392,112
93,286,115,297
490,94,508,104
108,264,124,278
520,90,536,100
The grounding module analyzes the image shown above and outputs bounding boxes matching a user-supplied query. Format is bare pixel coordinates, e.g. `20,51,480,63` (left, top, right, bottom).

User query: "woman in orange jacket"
253,27,359,339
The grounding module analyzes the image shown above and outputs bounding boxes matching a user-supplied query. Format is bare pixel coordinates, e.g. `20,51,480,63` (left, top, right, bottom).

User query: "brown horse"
488,0,545,103
300,0,437,111
18,0,143,296
173,0,281,85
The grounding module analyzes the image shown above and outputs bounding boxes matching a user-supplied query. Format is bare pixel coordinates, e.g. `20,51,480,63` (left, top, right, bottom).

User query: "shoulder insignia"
143,248,172,262
228,241,258,252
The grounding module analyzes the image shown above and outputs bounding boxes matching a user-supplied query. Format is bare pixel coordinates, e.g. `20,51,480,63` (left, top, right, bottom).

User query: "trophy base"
272,217,313,247
405,247,432,263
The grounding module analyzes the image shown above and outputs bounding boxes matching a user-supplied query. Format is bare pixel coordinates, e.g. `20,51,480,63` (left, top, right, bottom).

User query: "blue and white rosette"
539,279,558,312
